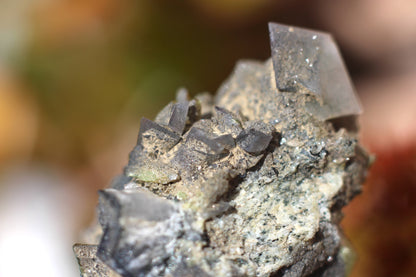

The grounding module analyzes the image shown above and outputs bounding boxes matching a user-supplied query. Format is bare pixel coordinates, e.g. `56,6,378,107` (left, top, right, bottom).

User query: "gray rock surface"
75,23,369,277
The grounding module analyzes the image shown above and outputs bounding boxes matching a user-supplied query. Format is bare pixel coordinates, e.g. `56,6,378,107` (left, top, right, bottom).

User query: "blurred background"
0,0,415,276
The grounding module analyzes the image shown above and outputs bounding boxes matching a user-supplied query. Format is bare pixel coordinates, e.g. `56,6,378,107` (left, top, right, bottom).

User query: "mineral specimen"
75,23,369,277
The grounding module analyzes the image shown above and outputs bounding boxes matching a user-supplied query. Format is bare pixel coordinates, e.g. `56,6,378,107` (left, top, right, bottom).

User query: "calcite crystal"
75,23,369,277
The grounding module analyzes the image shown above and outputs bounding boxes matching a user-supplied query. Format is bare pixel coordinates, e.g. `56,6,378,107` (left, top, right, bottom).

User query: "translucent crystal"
98,189,177,224
186,127,230,154
269,23,362,120
237,128,272,155
97,189,186,276
138,117,180,151
168,101,189,135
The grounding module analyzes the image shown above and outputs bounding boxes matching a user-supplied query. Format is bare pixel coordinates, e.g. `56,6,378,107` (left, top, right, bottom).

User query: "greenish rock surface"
75,23,368,277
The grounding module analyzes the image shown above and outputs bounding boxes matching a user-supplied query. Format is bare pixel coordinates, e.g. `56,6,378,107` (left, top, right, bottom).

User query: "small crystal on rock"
237,128,272,155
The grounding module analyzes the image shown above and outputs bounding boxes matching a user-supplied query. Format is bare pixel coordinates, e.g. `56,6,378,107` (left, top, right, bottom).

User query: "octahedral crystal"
75,22,369,277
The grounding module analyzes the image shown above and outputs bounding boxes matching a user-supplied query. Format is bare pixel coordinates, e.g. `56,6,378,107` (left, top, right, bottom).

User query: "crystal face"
75,23,369,277
269,23,362,120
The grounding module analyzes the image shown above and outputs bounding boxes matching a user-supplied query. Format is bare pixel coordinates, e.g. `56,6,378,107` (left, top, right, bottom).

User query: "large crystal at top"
269,23,362,120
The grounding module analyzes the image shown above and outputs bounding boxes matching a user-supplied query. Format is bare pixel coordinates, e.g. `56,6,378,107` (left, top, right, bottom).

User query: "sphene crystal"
75,23,369,277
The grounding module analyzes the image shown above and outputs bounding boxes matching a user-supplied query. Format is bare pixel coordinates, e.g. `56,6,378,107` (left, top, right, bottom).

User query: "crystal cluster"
74,23,369,277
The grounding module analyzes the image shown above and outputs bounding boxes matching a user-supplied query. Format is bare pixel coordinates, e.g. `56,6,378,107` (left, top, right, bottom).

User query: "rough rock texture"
73,244,120,277
75,23,369,277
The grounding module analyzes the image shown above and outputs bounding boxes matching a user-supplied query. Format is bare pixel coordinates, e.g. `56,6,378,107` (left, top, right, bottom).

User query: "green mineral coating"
127,164,179,184
130,168,159,182
177,191,188,201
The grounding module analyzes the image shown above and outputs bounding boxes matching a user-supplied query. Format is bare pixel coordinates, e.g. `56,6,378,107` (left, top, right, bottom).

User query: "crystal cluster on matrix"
74,23,369,277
